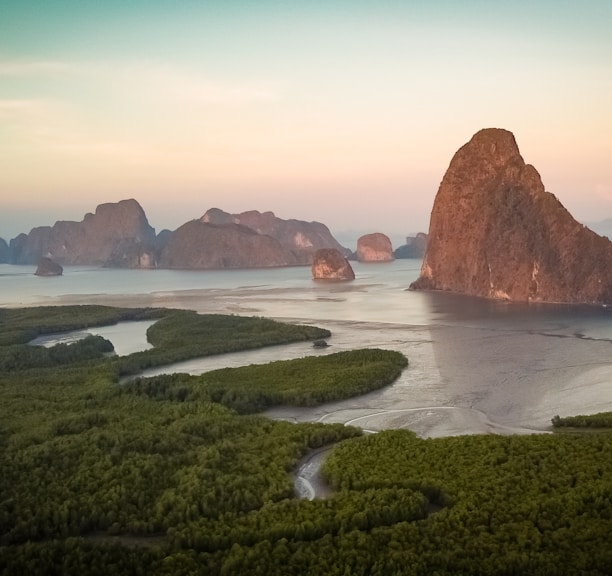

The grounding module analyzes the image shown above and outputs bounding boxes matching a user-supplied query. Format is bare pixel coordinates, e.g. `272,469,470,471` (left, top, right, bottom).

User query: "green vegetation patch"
552,411,612,428
1,305,415,575
312,429,612,575
7,305,612,574
125,349,408,413
116,311,331,375
205,348,407,412
0,305,163,346
0,334,114,372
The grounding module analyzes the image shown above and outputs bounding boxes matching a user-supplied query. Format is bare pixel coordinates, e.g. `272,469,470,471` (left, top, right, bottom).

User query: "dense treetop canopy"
1,305,611,575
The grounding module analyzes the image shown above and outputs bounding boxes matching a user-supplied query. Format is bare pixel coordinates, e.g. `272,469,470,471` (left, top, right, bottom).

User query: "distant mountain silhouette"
10,199,157,268
7,202,347,270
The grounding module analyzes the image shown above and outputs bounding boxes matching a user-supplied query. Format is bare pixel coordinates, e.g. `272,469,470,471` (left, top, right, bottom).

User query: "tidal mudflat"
7,261,612,439
82,300,612,439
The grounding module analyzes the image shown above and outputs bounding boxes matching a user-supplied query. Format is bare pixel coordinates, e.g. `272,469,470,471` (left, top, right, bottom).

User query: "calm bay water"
2,260,612,437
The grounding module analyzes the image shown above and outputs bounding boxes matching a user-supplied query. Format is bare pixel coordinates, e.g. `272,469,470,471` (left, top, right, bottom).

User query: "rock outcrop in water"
311,248,355,280
201,208,347,264
10,199,157,268
35,257,63,276
410,128,612,305
356,233,394,262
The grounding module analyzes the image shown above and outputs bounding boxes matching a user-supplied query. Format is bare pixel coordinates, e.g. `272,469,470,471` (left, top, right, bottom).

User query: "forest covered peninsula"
1,306,612,575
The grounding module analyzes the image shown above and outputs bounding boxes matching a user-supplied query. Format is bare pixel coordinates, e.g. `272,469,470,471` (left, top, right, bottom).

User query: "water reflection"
422,290,612,339
29,320,157,356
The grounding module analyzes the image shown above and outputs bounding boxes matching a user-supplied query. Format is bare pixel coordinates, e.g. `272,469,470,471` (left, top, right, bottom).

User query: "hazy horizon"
1,1,611,244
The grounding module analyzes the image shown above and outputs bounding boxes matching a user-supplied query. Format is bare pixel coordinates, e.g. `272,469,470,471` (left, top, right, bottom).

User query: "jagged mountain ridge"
6,201,347,270
201,208,347,264
10,199,157,267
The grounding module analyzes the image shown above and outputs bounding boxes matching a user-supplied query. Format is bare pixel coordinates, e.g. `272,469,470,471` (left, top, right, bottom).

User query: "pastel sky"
1,0,611,244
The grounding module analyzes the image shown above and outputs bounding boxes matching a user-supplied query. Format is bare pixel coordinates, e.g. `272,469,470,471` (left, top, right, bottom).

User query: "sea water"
2,260,612,437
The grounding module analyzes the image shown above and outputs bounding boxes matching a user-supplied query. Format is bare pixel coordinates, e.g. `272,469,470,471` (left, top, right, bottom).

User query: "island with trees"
1,305,611,575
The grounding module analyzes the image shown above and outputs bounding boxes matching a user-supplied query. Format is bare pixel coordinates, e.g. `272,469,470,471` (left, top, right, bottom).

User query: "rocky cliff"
158,220,299,269
0,238,8,263
410,128,612,305
311,249,355,280
356,233,394,262
10,199,157,268
201,208,346,264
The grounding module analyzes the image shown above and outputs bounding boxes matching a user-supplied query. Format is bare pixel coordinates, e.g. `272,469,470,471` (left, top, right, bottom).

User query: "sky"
1,0,611,244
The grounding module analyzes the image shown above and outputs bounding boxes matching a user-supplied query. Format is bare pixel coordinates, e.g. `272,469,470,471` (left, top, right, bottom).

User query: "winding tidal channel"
14,261,612,499
94,315,612,500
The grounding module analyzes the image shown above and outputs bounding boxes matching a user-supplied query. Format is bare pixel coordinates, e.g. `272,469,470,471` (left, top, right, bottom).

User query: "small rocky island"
311,249,355,280
410,128,612,305
356,233,394,262
35,257,63,276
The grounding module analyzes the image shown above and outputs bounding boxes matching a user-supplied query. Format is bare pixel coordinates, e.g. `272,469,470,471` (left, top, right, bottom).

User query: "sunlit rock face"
410,128,612,305
357,233,394,262
311,248,355,280
10,199,157,268
34,257,63,276
201,208,347,264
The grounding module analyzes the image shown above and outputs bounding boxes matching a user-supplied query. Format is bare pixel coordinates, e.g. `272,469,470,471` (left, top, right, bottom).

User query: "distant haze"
586,219,612,240
1,1,611,243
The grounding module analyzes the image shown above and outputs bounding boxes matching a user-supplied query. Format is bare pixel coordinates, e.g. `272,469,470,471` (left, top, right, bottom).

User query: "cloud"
0,57,283,165
110,61,283,105
0,98,55,122
0,60,73,76
0,97,141,160
0,99,41,114
0,57,282,105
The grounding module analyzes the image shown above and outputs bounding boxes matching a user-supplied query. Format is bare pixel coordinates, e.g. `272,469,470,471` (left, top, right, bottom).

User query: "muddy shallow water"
137,312,612,438
4,261,612,438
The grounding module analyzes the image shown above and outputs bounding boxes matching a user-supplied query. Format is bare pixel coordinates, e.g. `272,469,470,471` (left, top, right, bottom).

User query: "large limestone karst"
10,199,157,268
356,233,394,262
201,208,347,264
410,128,612,305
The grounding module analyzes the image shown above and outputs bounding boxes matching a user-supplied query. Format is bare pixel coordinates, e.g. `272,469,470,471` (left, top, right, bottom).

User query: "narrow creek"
294,446,335,500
